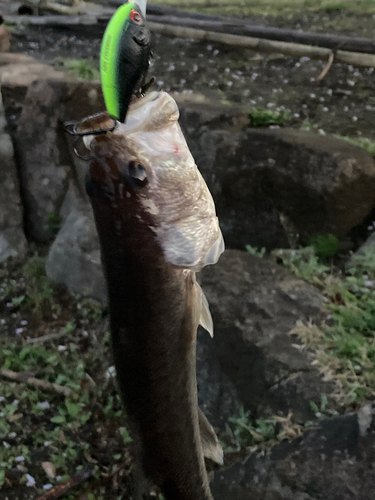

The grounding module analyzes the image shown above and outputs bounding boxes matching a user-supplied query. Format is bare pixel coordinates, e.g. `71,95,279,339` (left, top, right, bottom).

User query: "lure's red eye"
130,10,142,23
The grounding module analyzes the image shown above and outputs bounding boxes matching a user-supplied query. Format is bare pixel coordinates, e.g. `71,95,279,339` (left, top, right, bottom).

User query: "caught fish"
80,91,224,499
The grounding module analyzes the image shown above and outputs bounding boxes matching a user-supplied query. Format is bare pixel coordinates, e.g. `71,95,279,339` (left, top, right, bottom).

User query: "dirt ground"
9,8,375,139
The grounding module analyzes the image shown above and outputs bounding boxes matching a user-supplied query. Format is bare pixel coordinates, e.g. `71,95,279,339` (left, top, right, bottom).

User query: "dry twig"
34,468,94,500
317,51,335,81
1,368,72,397
26,329,69,344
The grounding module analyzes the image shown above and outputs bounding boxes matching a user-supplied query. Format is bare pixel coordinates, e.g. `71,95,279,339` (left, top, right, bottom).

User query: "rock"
0,62,64,88
0,53,36,66
4,85,374,248
0,59,65,131
46,239,329,424
211,404,375,500
197,331,241,429
7,78,103,242
179,97,375,249
0,95,26,262
45,205,107,304
199,250,332,422
178,98,289,251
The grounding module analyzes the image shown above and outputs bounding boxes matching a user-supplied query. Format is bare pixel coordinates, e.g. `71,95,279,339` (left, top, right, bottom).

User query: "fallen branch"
26,329,69,344
34,468,94,500
5,11,375,67
110,1,223,20
4,14,102,26
1,368,72,397
148,22,375,68
146,14,375,55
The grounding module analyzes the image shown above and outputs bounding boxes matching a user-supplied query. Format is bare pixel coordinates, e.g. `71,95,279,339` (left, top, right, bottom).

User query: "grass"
249,108,291,127
0,254,139,499
151,0,375,16
0,331,134,499
57,58,100,81
247,241,375,409
272,244,375,406
221,406,305,452
334,135,375,157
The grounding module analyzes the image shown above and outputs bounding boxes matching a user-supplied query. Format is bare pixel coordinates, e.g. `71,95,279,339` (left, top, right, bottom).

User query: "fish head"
100,2,152,123
86,92,224,271
86,133,152,210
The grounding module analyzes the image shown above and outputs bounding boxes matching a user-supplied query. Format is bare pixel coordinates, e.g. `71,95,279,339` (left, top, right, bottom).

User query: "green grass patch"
249,108,291,127
57,57,100,80
22,254,60,319
0,332,132,498
334,135,375,156
308,234,339,259
243,243,375,407
221,406,304,452
0,253,133,499
282,246,375,405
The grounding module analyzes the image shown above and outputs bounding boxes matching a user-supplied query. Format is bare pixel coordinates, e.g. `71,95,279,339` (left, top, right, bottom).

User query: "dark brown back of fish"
87,134,213,500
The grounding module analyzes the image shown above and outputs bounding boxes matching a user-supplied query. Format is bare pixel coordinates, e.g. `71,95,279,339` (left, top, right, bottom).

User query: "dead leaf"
7,413,23,422
59,430,68,445
84,450,98,464
42,462,56,479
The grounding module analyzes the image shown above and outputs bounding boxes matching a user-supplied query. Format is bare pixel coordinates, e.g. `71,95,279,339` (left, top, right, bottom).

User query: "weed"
286,246,375,405
308,234,339,258
272,246,329,284
245,244,266,258
334,135,375,156
221,406,278,452
249,107,291,127
22,254,60,319
346,247,375,279
76,297,103,321
0,334,133,497
221,406,303,452
310,394,328,418
45,212,61,234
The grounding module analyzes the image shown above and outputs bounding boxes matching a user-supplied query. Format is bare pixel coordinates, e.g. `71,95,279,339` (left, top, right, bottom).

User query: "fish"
82,91,224,499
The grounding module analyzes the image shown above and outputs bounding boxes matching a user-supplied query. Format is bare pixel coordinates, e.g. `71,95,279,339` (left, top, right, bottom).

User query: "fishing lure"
65,1,152,155
100,1,152,123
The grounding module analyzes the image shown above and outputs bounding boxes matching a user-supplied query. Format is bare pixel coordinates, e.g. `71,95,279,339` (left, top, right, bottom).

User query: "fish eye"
128,161,148,186
130,10,142,23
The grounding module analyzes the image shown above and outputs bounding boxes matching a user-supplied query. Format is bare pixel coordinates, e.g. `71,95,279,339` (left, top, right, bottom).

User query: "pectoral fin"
199,408,224,465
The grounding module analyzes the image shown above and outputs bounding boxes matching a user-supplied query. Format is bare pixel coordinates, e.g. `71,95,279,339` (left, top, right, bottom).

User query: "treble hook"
64,112,118,161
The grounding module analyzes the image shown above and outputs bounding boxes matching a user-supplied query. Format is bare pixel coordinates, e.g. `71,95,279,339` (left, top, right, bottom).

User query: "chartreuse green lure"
100,2,151,123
